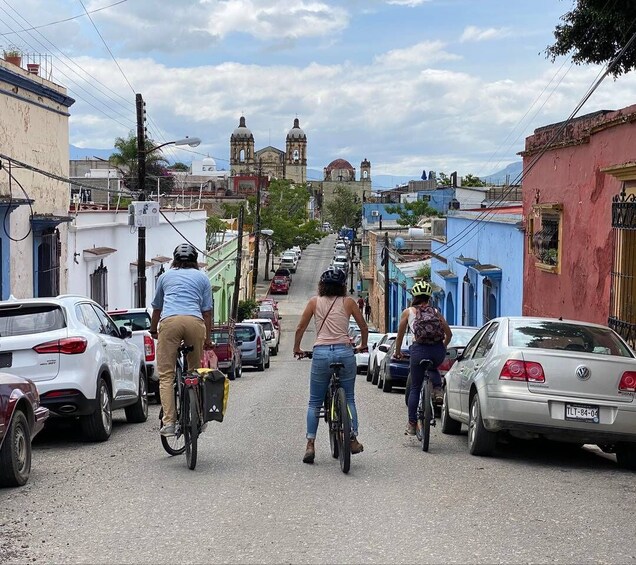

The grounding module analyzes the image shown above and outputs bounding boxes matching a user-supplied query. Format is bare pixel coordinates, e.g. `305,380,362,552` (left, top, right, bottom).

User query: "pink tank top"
313,296,351,347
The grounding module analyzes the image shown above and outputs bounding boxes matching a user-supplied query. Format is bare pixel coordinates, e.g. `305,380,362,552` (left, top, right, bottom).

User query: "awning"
31,214,72,231
83,247,117,261
152,255,171,264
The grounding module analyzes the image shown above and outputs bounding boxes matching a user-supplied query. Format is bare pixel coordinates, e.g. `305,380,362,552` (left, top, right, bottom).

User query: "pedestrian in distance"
149,243,214,437
393,281,452,437
364,299,371,323
357,296,365,310
294,268,368,464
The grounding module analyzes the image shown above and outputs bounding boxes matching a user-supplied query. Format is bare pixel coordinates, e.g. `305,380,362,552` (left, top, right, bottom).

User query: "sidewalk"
255,279,270,300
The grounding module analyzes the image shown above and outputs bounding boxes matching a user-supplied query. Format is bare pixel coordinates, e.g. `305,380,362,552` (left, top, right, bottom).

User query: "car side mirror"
378,344,389,353
236,341,242,346
447,348,461,361
120,326,132,339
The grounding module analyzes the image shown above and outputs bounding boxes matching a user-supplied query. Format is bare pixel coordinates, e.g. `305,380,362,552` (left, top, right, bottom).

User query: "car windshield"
258,311,275,320
0,304,65,336
449,328,478,347
509,320,633,357
235,326,256,341
211,330,230,342
273,278,287,284
109,311,151,331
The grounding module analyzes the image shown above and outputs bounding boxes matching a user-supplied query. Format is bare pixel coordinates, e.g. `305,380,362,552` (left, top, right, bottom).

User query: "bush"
237,299,258,322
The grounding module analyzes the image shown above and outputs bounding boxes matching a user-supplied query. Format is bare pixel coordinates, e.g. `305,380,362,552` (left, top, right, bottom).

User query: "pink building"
520,104,636,347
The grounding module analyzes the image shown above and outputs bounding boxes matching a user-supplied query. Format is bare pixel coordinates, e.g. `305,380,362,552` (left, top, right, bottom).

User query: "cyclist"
393,281,452,436
149,243,213,437
294,267,368,464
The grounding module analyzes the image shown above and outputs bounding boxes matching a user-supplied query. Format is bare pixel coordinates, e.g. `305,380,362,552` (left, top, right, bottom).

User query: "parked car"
442,317,636,468
290,246,302,260
269,276,290,295
210,325,242,380
235,322,270,371
256,308,281,330
0,374,49,487
258,298,279,311
275,268,292,284
369,333,397,384
404,325,480,405
280,253,298,273
377,336,413,393
0,296,147,442
108,308,158,398
243,318,280,355
332,258,349,273
355,332,385,374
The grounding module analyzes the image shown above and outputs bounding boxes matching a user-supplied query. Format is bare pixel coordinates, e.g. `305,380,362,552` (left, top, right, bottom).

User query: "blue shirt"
151,268,213,321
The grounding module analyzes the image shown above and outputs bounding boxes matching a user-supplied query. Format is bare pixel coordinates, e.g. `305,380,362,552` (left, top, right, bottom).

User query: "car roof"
243,318,273,323
493,316,615,331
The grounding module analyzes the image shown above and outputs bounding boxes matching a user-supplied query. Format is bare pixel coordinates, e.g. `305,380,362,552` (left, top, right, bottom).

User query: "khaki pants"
157,315,206,425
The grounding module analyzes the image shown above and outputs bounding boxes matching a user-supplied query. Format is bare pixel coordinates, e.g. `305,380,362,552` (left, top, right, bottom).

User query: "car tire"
616,443,636,470
125,370,149,423
468,394,496,456
372,365,380,386
265,355,270,369
382,371,393,393
81,377,112,442
227,363,236,381
441,388,462,435
366,363,374,382
234,364,242,379
272,344,279,356
0,410,31,487
258,356,265,372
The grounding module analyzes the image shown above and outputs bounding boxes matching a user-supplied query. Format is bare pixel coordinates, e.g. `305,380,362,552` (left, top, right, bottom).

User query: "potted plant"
3,46,22,67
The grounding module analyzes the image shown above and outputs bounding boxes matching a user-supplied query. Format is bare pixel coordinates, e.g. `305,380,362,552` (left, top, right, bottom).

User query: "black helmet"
320,267,346,285
173,243,197,262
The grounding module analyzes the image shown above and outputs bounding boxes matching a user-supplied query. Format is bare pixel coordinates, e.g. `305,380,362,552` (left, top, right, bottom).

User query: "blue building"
431,207,524,327
362,203,402,230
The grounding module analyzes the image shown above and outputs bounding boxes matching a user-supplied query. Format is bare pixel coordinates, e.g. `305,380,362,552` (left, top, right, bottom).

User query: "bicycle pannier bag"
198,368,229,423
413,305,445,345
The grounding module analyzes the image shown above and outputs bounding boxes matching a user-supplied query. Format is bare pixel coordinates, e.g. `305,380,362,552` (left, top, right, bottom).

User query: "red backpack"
413,305,445,344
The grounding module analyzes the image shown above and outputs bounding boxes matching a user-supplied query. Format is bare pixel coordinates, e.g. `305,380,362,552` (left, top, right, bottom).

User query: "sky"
2,0,636,188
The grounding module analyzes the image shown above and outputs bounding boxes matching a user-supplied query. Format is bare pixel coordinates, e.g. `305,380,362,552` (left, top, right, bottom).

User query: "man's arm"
149,309,161,338
202,310,213,348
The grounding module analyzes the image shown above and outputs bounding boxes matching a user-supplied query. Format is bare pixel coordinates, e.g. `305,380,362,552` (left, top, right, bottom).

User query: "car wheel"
125,370,149,423
0,410,31,487
616,443,636,470
235,363,242,379
372,365,380,386
441,388,462,435
366,362,374,382
265,355,270,369
258,356,265,372
227,363,236,381
468,394,496,456
272,344,279,356
382,371,393,393
81,377,112,442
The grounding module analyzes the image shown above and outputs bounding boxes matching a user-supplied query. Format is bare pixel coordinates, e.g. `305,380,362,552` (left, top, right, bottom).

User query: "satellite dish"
394,237,405,249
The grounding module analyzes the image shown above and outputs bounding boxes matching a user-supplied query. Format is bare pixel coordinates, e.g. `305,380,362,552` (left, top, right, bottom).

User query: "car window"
0,304,65,336
473,323,499,359
211,330,230,342
109,311,151,331
448,328,478,347
92,305,120,337
461,325,490,360
235,326,256,341
77,303,102,333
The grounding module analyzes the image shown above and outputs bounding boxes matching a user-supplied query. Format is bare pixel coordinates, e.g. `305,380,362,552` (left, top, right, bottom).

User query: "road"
1,235,635,564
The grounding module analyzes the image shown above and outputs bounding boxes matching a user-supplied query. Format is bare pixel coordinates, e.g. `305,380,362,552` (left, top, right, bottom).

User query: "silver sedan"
441,317,636,469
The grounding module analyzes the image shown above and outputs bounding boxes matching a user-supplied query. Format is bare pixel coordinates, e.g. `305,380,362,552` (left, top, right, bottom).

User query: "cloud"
374,41,460,68
460,25,511,43
385,0,430,6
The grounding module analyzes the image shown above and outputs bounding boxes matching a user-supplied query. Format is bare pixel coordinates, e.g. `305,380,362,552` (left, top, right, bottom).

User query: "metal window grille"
483,277,493,324
90,260,108,308
36,229,60,297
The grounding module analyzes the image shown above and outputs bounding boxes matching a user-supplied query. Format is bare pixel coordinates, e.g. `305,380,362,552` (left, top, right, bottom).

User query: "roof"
326,158,354,171
287,118,306,139
84,246,117,256
395,259,430,278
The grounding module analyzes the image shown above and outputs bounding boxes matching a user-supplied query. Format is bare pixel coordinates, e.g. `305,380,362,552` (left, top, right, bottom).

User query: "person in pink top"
294,268,368,464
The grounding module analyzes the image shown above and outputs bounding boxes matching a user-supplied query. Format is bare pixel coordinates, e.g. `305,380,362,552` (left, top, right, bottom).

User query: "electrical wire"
1,161,34,241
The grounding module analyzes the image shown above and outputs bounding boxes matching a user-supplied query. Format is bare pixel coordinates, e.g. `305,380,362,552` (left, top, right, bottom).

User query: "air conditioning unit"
131,201,160,228
371,210,379,217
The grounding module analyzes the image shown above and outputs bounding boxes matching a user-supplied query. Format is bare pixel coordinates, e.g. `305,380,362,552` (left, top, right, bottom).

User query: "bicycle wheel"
421,380,432,452
184,387,199,470
336,387,351,474
326,390,339,459
160,382,185,456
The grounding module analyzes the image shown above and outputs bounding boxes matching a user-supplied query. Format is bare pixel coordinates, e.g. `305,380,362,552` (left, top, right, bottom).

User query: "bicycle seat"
419,358,435,369
329,362,345,370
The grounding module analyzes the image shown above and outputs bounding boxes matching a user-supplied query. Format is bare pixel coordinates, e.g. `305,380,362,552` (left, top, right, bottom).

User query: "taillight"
619,371,636,392
42,389,80,398
144,334,155,361
33,337,88,355
438,359,452,374
256,337,262,354
499,359,545,383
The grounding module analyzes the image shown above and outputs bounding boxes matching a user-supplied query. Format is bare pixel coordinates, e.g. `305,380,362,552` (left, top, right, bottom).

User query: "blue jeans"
408,342,446,424
307,344,358,439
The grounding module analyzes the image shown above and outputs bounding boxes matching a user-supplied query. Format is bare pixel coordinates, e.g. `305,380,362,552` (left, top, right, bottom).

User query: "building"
318,158,372,208
0,57,75,299
520,104,636,347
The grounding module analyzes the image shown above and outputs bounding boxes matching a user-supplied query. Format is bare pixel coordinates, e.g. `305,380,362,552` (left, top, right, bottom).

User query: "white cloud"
374,41,460,68
385,0,430,6
460,25,511,43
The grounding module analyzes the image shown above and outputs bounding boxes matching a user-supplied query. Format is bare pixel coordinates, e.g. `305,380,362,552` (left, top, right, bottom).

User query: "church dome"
231,116,253,140
326,158,355,172
202,156,216,171
287,118,306,140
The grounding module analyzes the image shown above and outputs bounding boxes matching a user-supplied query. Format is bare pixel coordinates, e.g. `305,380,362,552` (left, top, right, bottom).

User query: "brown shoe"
350,437,364,454
303,439,315,464
405,421,417,436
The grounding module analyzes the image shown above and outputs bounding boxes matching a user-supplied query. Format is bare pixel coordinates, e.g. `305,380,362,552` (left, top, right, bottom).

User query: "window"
36,229,61,297
77,303,102,333
528,203,562,273
473,322,499,359
482,277,498,323
91,304,120,337
0,304,65,336
90,260,108,308
461,324,490,360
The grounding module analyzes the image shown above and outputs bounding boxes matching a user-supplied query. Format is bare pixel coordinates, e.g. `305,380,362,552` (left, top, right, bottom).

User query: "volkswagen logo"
576,365,591,380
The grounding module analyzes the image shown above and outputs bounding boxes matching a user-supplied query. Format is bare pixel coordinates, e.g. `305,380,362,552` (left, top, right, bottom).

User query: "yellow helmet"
411,280,432,297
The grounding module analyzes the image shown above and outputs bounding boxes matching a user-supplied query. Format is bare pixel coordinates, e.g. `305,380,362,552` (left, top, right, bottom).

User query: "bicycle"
415,359,436,452
296,351,354,474
159,343,206,470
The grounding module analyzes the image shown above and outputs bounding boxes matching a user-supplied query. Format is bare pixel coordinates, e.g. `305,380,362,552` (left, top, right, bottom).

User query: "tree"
169,162,189,172
386,200,439,227
325,185,362,230
415,264,431,281
206,215,228,249
462,174,487,187
437,172,451,186
546,0,636,77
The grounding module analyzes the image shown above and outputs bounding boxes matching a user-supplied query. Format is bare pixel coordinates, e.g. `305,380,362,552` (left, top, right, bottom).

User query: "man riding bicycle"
149,243,213,437
294,268,368,463
393,281,452,436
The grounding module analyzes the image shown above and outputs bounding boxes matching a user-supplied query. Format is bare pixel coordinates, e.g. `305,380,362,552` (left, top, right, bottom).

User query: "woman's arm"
393,308,410,358
440,315,453,347
294,297,316,354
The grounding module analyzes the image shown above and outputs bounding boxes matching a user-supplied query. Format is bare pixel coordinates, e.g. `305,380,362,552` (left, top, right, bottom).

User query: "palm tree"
109,132,171,192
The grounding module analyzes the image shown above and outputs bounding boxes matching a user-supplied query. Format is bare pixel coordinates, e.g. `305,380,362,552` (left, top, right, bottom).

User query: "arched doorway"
446,292,455,325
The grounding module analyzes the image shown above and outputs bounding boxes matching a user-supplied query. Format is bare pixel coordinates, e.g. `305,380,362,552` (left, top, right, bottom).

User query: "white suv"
0,295,147,441
243,318,280,356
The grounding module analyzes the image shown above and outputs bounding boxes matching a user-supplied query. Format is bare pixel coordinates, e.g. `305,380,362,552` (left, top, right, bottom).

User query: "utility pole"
251,159,263,296
135,93,147,308
231,205,244,321
383,231,390,332
349,228,356,294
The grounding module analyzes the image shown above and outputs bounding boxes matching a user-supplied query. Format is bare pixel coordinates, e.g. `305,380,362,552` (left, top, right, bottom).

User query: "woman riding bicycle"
393,281,452,436
294,267,368,464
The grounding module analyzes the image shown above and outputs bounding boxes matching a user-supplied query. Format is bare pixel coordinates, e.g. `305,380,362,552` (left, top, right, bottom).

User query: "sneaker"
350,437,364,454
160,424,176,437
303,440,315,464
405,421,417,436
433,386,444,404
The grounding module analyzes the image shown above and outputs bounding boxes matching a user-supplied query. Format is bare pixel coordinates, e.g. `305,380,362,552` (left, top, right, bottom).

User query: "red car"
0,373,49,487
269,276,290,295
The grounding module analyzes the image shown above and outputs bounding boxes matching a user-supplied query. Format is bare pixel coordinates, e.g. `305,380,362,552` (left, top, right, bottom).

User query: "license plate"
565,403,599,423
0,352,12,368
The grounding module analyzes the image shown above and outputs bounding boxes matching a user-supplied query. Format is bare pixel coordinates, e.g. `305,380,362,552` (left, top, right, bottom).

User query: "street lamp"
135,132,202,308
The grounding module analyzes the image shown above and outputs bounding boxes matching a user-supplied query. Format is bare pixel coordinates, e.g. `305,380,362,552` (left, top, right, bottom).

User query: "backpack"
413,305,445,344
